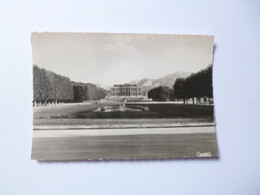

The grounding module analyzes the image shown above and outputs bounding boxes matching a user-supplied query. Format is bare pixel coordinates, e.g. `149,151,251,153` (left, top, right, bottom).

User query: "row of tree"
72,82,106,102
173,65,213,103
33,65,106,103
148,65,213,103
33,65,74,102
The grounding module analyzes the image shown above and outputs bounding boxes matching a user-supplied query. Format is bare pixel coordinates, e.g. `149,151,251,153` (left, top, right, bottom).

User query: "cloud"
32,33,214,88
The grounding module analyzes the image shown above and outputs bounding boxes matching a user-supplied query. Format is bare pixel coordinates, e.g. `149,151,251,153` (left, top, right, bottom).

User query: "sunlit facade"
111,84,142,96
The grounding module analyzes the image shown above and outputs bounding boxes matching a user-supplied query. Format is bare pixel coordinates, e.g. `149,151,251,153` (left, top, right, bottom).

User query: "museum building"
111,84,142,96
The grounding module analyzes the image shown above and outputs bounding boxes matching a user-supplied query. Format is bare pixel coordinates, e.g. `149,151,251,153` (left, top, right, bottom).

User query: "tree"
173,65,213,104
33,65,74,103
33,65,107,104
86,83,106,100
72,83,88,102
148,86,172,101
72,82,106,102
45,70,74,101
173,78,186,103
33,65,55,102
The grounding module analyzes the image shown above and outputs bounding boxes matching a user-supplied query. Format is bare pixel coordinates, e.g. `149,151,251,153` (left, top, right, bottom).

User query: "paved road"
31,126,218,161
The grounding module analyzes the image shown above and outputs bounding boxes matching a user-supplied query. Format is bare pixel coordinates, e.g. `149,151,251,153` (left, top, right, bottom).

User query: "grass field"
33,101,215,128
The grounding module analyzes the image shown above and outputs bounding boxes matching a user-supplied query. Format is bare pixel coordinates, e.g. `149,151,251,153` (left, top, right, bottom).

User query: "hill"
129,72,191,92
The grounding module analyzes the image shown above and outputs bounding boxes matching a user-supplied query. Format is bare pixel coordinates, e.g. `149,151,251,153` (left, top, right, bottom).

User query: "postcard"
31,33,218,161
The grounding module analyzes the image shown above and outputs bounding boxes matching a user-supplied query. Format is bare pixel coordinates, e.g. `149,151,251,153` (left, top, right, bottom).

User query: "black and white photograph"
31,33,218,161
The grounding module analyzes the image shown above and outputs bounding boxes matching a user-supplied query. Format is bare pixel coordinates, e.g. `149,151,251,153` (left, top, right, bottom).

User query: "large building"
111,84,142,96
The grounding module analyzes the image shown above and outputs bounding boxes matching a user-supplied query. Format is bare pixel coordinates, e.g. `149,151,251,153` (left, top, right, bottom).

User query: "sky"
31,33,214,88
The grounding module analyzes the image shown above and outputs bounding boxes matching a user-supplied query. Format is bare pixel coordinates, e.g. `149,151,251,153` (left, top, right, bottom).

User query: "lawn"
33,101,215,128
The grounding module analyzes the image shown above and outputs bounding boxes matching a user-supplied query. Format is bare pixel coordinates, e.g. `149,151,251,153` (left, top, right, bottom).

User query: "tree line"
72,82,106,102
147,86,173,101
33,65,106,104
148,65,213,104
